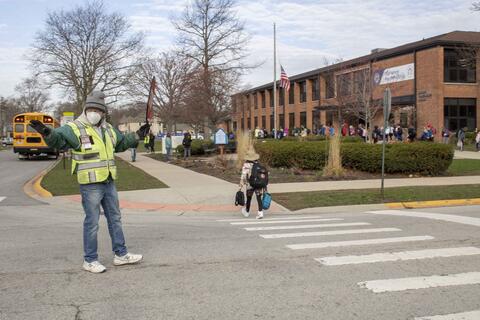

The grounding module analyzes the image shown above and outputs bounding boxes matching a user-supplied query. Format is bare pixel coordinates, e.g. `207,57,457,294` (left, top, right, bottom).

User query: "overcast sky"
0,0,479,101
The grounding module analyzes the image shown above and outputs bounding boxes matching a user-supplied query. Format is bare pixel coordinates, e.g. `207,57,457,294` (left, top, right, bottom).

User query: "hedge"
176,139,215,155
255,141,454,175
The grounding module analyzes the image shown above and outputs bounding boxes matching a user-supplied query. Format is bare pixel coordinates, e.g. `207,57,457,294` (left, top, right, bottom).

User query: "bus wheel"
18,154,27,160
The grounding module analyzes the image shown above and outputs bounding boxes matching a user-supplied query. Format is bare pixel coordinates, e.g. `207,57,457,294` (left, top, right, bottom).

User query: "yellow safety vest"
144,135,150,144
67,120,117,184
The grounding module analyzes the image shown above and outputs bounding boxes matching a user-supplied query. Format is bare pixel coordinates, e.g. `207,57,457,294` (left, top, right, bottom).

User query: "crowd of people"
249,122,471,146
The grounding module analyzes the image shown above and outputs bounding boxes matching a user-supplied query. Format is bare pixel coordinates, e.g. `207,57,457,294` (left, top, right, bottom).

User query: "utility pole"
273,23,277,139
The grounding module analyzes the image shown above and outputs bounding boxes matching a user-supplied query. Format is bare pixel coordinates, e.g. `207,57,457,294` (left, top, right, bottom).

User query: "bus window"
26,125,37,133
15,124,24,132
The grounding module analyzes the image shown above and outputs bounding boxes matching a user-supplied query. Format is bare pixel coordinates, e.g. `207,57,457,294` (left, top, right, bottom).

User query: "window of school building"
254,93,258,108
289,82,294,104
268,89,274,108
254,116,258,128
262,116,266,129
289,112,295,129
247,117,251,129
270,114,274,130
300,112,307,127
312,78,319,101
444,48,476,83
299,81,307,103
261,91,266,108
279,114,285,129
325,73,335,99
444,98,476,131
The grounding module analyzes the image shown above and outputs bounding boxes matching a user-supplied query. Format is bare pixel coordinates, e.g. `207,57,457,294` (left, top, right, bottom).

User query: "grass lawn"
41,156,168,196
273,184,480,210
447,159,480,175
136,140,162,153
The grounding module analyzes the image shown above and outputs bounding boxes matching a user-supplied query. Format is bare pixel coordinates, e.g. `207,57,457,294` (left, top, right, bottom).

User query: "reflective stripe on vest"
77,160,116,171
67,121,117,184
72,152,100,161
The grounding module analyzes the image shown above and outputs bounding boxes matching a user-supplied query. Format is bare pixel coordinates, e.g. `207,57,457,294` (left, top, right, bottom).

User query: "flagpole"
273,23,277,139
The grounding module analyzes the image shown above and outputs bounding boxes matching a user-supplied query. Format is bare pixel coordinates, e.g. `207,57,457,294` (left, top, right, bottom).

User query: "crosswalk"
0,196,5,203
217,210,480,319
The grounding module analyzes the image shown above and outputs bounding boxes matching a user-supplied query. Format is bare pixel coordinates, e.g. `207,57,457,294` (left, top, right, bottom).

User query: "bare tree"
30,0,144,110
14,76,49,113
342,68,382,139
127,52,194,131
172,0,254,130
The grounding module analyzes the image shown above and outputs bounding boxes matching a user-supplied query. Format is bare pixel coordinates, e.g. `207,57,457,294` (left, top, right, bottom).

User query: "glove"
29,120,51,136
136,123,150,139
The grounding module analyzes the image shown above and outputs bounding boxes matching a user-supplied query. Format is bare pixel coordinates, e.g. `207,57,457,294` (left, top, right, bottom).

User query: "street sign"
214,128,228,145
61,111,75,126
383,88,391,119
381,88,392,199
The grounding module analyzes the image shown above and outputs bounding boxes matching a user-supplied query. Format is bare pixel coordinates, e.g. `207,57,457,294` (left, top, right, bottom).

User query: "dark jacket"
182,134,192,147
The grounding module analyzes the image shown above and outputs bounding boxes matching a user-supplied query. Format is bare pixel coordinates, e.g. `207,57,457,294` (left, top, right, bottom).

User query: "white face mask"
86,111,102,125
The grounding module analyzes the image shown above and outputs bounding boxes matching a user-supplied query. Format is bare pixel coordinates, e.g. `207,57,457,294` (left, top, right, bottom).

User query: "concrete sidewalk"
454,150,480,159
46,149,480,214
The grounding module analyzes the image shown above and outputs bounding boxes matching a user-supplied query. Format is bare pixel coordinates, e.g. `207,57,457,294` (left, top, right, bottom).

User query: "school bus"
12,112,60,159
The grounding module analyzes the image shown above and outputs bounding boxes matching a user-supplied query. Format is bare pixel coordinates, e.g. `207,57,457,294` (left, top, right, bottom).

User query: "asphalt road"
1,184,480,320
0,149,54,206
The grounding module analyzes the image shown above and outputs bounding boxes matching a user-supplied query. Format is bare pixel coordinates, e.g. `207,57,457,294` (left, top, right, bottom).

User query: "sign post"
381,88,391,199
214,128,228,156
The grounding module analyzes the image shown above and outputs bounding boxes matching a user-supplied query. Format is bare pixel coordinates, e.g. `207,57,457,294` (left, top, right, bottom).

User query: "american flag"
279,65,290,92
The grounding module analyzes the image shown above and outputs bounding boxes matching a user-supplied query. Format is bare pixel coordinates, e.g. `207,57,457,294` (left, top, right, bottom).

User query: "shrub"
256,141,454,175
255,140,328,170
176,139,215,155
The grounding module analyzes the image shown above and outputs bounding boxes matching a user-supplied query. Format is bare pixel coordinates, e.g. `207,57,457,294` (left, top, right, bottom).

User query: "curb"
24,158,61,199
292,198,480,213
385,198,480,209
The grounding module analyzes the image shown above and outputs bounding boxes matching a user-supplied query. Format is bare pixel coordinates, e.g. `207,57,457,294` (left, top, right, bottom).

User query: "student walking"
239,147,268,219
29,91,147,273
457,127,465,151
144,133,150,153
148,132,155,153
182,132,192,159
165,132,172,161
476,130,480,151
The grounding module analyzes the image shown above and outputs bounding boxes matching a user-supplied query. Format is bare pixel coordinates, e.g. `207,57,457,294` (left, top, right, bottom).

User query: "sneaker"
256,211,264,219
113,253,143,266
241,207,250,218
82,261,106,273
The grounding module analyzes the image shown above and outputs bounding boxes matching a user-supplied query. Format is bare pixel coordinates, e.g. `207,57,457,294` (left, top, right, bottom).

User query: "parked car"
1,136,13,146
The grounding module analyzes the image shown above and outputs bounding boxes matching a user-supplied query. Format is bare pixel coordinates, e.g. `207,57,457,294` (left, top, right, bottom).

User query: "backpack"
235,190,245,206
249,162,269,189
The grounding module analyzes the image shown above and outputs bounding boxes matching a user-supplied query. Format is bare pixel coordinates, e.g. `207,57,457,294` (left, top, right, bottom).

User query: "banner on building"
373,63,414,86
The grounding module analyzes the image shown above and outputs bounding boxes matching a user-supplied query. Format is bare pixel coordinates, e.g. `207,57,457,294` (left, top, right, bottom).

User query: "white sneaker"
241,207,250,218
83,261,106,273
113,253,143,266
256,211,264,219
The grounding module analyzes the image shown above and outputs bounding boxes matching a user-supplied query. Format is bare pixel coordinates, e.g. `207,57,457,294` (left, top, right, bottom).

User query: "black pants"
246,188,263,212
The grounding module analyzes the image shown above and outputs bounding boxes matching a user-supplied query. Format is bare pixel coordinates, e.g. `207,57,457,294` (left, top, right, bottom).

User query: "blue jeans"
80,179,127,262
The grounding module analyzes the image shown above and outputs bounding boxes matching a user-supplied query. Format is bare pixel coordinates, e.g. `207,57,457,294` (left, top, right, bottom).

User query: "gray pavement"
0,149,53,206
1,201,480,319
2,149,480,319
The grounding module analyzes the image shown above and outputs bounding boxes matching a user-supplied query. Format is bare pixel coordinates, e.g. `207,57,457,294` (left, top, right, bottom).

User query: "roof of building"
242,31,480,94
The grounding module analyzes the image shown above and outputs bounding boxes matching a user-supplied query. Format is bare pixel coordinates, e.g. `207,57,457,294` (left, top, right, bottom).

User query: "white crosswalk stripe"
316,247,480,266
368,210,480,227
286,236,434,250
414,310,480,320
260,227,401,239
358,271,480,293
217,215,336,222
244,222,370,231
230,218,343,225
0,196,5,203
